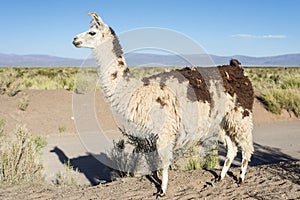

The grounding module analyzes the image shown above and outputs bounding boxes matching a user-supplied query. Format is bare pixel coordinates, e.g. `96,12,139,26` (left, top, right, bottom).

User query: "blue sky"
1,0,299,59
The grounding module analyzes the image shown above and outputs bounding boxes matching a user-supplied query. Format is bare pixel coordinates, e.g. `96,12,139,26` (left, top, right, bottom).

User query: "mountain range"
1,53,300,67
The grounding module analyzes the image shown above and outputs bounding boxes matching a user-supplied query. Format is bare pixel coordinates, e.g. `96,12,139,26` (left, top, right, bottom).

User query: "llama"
73,12,254,196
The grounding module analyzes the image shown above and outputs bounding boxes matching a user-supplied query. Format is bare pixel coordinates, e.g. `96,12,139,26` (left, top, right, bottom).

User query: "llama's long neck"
92,35,130,101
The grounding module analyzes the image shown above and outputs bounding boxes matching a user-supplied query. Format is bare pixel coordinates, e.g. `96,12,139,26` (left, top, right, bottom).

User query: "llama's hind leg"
239,139,254,184
219,135,237,181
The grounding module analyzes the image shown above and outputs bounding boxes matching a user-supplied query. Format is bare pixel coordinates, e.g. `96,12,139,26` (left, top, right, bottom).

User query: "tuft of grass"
0,119,5,136
260,89,300,117
18,93,30,111
55,159,79,186
58,126,66,133
0,123,47,185
185,158,201,171
0,68,21,96
281,77,300,89
74,69,99,94
202,149,220,170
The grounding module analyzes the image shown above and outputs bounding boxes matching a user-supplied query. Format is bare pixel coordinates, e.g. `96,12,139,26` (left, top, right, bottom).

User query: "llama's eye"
89,31,96,36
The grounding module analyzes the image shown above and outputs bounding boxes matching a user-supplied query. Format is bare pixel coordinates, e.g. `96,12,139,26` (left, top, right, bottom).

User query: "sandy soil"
0,90,299,199
1,161,299,199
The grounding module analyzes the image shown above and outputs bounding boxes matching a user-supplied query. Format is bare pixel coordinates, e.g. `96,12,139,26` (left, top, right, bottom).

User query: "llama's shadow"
50,146,113,186
51,141,299,186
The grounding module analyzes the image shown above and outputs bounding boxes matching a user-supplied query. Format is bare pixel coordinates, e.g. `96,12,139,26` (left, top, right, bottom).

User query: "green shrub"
202,149,219,170
260,90,283,114
0,124,47,185
260,89,300,117
185,158,201,171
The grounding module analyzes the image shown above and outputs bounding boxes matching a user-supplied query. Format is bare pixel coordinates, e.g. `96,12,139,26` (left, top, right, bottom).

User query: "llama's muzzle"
73,37,82,48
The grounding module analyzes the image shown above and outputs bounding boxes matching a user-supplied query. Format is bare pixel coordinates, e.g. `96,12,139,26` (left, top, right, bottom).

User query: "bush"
18,93,30,111
202,149,219,170
281,78,300,89
0,123,47,185
74,70,99,94
0,68,21,96
260,89,300,117
55,159,79,186
185,158,201,171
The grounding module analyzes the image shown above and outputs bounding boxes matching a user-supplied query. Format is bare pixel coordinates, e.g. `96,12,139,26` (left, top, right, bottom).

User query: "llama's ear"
88,12,106,28
88,12,110,35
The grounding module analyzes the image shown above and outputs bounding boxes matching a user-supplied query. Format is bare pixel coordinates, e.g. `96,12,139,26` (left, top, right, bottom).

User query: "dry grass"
54,160,79,186
18,93,30,111
245,67,300,117
0,121,47,185
0,67,80,91
0,68,21,96
259,89,300,117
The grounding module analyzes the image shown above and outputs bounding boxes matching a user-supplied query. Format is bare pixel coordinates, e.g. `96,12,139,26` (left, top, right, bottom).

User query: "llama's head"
73,12,113,49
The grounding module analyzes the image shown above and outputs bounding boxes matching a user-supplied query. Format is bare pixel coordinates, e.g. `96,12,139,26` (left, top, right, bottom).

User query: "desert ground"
0,89,299,199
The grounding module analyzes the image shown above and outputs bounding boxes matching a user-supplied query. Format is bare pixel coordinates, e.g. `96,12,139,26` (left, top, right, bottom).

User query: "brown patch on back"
218,62,254,115
142,68,211,103
142,70,186,89
176,67,211,104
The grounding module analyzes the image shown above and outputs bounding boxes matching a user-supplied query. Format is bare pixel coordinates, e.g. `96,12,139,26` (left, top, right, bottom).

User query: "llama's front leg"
159,166,169,196
219,135,237,181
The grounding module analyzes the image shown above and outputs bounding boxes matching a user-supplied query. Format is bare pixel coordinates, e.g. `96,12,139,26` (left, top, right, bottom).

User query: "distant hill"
0,54,84,67
125,53,300,67
0,53,300,67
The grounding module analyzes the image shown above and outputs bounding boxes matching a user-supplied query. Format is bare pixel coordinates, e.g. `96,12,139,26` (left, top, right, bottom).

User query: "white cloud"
261,34,286,39
231,34,286,39
231,34,257,38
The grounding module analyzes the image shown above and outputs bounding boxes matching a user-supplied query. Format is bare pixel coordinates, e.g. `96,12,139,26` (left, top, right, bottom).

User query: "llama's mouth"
73,40,82,48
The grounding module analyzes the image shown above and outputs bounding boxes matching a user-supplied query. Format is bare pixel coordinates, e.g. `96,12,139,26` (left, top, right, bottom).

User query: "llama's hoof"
154,193,166,199
211,176,223,187
154,190,166,199
238,178,244,186
211,180,219,187
217,176,223,182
